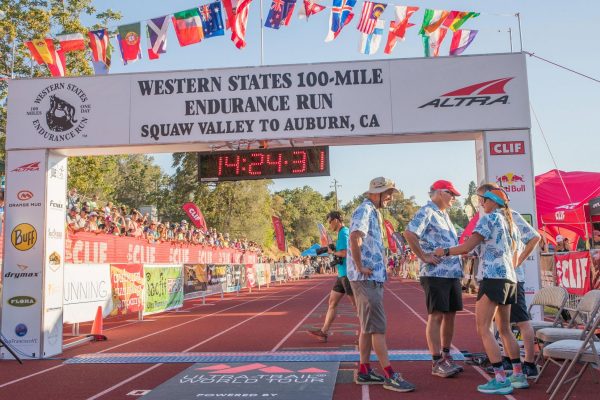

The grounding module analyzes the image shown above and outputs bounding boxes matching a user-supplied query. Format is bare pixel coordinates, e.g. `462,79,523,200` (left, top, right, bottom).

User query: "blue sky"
86,0,598,206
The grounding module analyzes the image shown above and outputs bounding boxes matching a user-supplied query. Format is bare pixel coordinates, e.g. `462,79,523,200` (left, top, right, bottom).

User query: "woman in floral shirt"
434,187,527,395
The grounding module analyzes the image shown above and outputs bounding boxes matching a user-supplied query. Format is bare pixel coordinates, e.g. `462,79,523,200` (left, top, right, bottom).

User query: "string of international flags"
25,0,481,78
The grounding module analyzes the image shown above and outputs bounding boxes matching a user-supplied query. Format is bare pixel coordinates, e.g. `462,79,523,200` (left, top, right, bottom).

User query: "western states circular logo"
26,82,91,142
11,223,37,251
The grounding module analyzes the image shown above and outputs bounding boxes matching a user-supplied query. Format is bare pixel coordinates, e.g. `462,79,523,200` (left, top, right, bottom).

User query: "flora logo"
17,190,34,201
8,296,36,307
12,162,40,172
496,172,526,193
419,77,514,109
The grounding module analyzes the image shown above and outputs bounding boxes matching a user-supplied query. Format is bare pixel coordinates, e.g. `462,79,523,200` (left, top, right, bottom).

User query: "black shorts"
419,277,463,314
332,276,353,296
477,279,517,305
510,282,531,323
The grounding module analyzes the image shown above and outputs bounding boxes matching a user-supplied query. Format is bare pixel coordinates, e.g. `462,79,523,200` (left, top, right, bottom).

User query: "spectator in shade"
66,207,85,233
67,188,79,210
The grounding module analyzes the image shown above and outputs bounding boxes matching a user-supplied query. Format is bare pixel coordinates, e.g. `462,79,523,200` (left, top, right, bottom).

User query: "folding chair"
535,290,600,374
528,286,569,333
541,307,600,400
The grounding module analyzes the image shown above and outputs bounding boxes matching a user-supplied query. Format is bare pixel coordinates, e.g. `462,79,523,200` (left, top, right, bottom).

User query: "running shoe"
432,358,459,378
522,363,539,380
307,328,328,343
477,378,514,395
383,372,416,392
355,369,385,385
443,354,464,373
509,374,530,389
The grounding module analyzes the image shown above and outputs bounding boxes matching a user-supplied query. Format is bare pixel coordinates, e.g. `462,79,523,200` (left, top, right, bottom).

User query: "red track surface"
0,276,597,399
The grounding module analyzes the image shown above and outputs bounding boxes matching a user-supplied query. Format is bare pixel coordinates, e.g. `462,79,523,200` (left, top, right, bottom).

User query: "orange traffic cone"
88,306,107,341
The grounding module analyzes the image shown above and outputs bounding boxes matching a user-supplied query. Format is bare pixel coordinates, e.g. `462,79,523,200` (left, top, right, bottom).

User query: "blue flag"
265,0,296,29
200,1,225,38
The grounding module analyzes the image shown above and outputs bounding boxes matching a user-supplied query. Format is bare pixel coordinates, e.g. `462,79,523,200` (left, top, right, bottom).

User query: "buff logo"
419,78,513,109
11,223,38,251
27,82,91,142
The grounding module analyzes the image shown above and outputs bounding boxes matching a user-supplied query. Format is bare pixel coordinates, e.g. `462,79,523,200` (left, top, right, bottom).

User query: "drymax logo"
419,77,514,109
12,162,41,172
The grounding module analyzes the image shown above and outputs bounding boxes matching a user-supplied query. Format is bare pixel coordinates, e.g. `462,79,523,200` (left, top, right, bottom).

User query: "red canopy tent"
535,169,600,246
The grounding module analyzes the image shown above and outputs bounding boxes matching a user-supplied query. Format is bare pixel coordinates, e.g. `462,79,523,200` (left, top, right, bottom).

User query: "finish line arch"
2,52,538,359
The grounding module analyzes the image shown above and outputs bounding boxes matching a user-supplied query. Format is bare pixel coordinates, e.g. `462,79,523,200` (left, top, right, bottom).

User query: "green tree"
111,154,166,210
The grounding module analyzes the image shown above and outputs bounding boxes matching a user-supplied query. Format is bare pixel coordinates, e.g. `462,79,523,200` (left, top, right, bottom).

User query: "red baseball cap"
431,180,461,196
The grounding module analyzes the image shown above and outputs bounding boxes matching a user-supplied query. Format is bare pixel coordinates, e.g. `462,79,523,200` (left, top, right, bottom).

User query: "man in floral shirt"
405,180,463,378
347,177,415,393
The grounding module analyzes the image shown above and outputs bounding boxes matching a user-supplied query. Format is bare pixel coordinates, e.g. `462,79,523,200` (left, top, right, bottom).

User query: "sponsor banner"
590,196,600,217
8,54,528,151
270,264,277,283
206,265,227,295
110,264,144,315
226,265,244,292
255,264,269,286
141,362,340,400
1,149,48,359
245,264,256,288
63,263,113,323
539,254,555,288
591,250,600,290
143,265,184,315
555,251,592,295
42,153,67,357
184,264,208,297
64,232,257,265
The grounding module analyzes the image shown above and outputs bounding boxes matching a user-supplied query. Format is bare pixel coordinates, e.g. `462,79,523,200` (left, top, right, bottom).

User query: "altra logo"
12,162,40,172
196,363,329,374
419,77,514,109
496,172,526,193
17,190,34,201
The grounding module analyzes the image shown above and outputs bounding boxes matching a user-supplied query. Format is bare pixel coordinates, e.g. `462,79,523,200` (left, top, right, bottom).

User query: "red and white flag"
423,27,447,57
182,202,208,231
356,1,387,34
384,5,418,54
449,29,478,56
88,28,109,63
231,0,253,49
56,32,86,52
299,0,326,19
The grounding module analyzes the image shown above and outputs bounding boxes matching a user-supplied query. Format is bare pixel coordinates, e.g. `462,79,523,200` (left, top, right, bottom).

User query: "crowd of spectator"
65,188,263,254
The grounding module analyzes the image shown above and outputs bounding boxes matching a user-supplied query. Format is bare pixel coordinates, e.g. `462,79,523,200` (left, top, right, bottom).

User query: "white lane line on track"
362,384,370,400
0,285,305,389
386,286,517,400
270,292,329,352
86,279,329,400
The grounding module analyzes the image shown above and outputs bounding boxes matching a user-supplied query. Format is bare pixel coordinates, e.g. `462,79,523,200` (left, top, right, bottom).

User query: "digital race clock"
198,146,329,182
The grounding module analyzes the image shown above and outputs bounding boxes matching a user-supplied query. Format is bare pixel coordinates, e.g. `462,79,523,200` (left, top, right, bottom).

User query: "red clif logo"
195,363,329,374
419,77,514,109
17,191,34,201
12,162,41,172
496,172,526,193
490,141,525,156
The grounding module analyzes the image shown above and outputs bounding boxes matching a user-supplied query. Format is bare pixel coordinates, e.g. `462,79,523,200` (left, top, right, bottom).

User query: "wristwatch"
444,248,450,257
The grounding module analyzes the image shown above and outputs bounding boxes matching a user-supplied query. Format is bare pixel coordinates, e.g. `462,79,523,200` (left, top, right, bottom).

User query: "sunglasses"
442,190,456,198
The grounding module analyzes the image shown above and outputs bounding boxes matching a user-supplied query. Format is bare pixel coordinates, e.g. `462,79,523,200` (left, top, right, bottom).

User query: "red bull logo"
496,172,526,193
